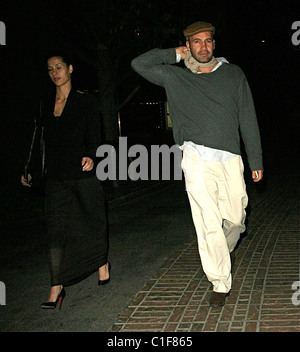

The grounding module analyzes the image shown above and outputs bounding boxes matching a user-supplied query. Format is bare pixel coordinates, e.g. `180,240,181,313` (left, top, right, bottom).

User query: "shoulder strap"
24,98,44,178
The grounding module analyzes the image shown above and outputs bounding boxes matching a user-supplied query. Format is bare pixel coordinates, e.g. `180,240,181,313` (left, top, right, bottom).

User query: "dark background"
0,0,299,213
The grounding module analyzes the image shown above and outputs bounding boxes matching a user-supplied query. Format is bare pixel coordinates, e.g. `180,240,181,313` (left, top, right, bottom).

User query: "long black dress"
29,88,108,286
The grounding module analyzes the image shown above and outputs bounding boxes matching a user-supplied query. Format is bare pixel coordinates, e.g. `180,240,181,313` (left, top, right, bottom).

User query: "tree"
58,0,227,144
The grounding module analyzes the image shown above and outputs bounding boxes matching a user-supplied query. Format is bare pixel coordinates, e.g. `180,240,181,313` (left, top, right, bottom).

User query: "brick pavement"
110,175,300,332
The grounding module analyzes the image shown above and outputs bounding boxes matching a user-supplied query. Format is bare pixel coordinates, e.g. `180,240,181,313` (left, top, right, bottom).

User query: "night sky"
1,0,299,200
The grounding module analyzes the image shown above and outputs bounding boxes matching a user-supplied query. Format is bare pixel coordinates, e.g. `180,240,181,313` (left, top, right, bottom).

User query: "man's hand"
252,170,263,182
82,157,94,172
175,46,189,60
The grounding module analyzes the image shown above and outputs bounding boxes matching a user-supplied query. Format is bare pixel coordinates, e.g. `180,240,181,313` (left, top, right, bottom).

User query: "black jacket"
25,89,102,184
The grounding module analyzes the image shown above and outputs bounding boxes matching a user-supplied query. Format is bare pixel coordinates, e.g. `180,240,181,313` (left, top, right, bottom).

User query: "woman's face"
47,56,73,87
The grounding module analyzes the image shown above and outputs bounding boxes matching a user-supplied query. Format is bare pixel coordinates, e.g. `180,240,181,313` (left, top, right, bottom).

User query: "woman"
21,52,110,309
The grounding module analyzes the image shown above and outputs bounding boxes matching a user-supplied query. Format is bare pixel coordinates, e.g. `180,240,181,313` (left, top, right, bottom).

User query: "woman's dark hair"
46,49,73,67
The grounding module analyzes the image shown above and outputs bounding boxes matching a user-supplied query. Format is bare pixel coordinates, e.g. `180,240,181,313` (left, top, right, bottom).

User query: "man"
131,21,263,307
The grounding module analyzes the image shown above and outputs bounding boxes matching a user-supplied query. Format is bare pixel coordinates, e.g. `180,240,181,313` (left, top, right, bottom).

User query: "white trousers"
182,147,248,293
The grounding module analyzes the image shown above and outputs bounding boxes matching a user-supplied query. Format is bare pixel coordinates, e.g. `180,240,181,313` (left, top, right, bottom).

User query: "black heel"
98,262,111,286
41,288,66,310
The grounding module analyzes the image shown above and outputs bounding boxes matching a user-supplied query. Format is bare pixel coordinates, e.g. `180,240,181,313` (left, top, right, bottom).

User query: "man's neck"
198,62,219,73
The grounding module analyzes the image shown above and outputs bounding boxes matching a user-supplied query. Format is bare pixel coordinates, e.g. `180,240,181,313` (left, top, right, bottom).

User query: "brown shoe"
209,291,229,308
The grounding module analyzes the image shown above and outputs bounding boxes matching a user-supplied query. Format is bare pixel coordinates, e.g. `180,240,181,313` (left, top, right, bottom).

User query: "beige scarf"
184,51,218,73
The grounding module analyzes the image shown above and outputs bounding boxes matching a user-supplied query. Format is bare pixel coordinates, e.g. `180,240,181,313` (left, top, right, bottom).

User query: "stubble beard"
192,51,213,64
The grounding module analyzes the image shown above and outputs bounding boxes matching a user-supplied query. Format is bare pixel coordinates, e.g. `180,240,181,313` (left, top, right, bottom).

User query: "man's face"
186,31,215,63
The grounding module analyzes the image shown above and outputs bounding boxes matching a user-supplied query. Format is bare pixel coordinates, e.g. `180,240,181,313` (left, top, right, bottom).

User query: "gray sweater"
131,48,263,171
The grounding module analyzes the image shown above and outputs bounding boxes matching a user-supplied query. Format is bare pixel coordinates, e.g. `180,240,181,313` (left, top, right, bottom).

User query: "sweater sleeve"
131,48,178,87
83,94,102,162
237,73,263,171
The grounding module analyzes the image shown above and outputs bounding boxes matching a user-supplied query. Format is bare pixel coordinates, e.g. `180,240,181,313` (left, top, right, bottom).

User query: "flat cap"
183,21,215,38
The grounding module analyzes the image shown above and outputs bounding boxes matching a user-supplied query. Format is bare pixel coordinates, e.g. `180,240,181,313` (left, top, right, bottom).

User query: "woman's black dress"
31,89,108,286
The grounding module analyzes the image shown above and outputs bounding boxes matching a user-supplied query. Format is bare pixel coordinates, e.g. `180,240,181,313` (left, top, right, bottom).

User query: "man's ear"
186,40,190,51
